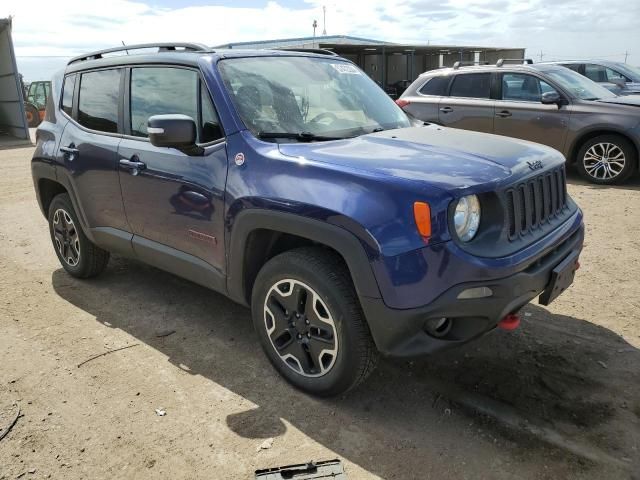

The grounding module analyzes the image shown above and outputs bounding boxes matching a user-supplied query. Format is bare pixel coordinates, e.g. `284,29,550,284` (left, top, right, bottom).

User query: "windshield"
545,68,617,100
218,56,410,140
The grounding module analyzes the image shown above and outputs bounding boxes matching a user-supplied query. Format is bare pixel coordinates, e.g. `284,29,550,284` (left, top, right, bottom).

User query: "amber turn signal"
413,201,432,241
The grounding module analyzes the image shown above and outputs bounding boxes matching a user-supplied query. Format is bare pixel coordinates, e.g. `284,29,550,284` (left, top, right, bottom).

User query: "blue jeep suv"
32,43,584,396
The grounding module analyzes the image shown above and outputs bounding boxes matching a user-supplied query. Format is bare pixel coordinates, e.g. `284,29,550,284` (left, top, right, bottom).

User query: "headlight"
454,195,481,242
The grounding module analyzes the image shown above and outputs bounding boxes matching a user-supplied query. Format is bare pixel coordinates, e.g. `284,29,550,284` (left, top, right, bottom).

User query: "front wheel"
576,134,637,185
251,247,378,396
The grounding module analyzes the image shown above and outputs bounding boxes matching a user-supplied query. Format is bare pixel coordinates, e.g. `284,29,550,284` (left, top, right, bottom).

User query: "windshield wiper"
258,131,345,142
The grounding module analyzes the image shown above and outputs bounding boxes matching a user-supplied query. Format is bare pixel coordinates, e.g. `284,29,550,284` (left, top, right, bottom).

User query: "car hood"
596,95,640,106
277,126,565,192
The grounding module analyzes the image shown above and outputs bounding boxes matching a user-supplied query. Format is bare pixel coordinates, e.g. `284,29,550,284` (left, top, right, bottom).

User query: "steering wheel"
309,112,338,125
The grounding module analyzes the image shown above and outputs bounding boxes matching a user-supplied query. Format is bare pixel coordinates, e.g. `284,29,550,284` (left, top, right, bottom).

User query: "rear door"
493,72,570,152
438,72,494,133
117,66,228,284
402,75,450,123
57,69,129,234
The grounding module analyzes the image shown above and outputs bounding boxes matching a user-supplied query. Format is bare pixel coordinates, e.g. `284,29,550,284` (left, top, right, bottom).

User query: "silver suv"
543,60,640,96
398,61,640,185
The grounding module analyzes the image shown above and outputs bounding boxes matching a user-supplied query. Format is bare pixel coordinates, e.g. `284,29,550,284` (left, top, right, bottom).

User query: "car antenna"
121,41,129,55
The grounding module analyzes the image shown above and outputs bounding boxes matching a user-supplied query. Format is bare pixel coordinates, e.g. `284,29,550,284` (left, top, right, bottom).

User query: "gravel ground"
0,146,638,479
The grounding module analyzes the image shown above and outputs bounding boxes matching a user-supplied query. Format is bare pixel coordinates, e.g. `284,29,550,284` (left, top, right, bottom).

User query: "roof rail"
276,47,339,56
452,60,490,70
68,43,210,65
496,58,533,67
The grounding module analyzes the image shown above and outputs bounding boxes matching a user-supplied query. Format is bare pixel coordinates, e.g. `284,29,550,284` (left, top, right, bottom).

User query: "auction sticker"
330,63,361,75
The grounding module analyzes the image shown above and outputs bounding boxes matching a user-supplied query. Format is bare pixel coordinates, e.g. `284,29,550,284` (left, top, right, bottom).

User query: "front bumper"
361,218,584,358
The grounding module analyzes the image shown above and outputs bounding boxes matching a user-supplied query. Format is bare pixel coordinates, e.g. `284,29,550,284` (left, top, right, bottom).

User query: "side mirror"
148,114,202,155
541,91,562,106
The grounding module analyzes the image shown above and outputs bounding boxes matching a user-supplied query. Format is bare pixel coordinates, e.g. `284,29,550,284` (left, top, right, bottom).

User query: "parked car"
32,44,583,396
398,61,640,184
542,60,640,96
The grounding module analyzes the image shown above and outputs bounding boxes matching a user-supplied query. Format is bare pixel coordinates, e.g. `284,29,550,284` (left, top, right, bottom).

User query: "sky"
3,0,639,81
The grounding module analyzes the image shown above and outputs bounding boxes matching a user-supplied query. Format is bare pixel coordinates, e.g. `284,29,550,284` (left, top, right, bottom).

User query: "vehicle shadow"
565,166,640,191
51,257,640,477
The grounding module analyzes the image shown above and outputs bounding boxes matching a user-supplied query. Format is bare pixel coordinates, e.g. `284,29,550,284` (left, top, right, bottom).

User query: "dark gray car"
399,62,640,184
542,60,640,96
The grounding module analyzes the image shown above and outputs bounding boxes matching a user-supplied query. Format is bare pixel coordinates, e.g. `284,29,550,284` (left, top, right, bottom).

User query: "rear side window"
78,69,120,133
61,75,76,116
449,73,491,98
419,76,450,96
130,67,198,138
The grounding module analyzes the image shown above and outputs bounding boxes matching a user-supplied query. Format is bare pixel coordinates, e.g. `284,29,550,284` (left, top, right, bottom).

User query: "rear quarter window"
78,69,121,133
419,76,450,96
61,75,76,116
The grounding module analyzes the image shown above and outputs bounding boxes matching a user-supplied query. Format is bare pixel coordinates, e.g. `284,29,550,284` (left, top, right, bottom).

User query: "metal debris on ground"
0,403,20,442
155,330,176,338
255,459,346,479
155,408,166,416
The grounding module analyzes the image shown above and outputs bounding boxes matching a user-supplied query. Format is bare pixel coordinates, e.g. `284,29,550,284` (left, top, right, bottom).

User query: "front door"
494,72,570,153
438,72,495,133
117,66,228,285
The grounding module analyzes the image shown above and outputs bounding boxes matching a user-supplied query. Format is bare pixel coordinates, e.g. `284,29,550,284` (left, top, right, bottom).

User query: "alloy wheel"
52,208,80,267
583,142,626,181
263,279,338,377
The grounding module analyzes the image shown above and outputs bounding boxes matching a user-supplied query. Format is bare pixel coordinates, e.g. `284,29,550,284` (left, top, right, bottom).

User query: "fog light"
425,317,452,338
457,286,493,299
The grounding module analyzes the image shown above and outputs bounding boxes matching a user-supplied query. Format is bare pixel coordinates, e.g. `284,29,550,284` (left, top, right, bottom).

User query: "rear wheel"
25,104,40,128
251,247,378,396
48,193,109,278
576,134,637,185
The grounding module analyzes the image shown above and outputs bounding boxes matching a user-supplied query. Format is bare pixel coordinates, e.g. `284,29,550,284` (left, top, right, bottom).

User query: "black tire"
25,103,40,128
251,247,379,397
576,134,637,185
48,193,109,278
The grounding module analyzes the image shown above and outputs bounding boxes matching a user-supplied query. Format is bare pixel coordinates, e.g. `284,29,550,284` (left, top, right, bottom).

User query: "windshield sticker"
330,63,361,75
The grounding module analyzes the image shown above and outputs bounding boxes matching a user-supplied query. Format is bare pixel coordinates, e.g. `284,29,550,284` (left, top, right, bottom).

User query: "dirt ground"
1,145,639,480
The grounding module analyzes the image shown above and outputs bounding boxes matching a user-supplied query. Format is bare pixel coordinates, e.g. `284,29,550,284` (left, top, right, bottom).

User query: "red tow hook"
498,313,520,331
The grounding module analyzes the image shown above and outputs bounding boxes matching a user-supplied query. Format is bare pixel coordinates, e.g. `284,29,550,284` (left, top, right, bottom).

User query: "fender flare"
226,209,382,306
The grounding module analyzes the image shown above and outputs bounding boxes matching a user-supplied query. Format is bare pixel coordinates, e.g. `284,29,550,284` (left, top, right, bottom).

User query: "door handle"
119,156,146,175
496,110,512,118
60,144,79,159
439,106,453,113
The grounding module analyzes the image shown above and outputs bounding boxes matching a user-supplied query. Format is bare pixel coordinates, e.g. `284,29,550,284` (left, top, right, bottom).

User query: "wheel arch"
226,209,382,307
567,128,639,166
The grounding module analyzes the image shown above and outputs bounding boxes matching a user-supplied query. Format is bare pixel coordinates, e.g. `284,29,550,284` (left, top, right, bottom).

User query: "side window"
449,73,491,99
419,76,449,96
130,67,198,138
606,68,628,83
501,73,557,102
562,64,582,73
61,75,76,116
200,87,223,143
584,64,607,82
78,69,120,133
34,83,47,106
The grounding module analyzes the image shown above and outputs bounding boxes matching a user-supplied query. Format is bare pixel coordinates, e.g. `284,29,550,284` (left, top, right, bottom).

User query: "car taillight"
413,201,431,242
395,99,410,108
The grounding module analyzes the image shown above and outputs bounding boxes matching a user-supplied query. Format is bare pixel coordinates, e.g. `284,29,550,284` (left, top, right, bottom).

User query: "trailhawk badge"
527,160,544,171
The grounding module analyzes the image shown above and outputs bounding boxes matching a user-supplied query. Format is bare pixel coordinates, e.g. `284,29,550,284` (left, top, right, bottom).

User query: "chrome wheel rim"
263,279,338,377
53,208,80,267
583,143,625,180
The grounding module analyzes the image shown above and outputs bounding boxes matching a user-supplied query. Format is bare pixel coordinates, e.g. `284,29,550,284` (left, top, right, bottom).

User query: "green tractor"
22,79,51,128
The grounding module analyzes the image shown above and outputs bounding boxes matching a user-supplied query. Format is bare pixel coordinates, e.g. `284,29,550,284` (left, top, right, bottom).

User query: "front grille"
504,166,568,240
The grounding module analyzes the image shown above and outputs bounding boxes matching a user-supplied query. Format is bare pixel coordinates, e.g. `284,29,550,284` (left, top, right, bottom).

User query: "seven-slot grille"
504,166,568,240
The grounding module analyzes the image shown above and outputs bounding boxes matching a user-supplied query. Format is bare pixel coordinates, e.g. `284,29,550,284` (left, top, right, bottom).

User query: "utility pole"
322,6,327,35
624,51,628,63
312,20,318,48
539,50,544,62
